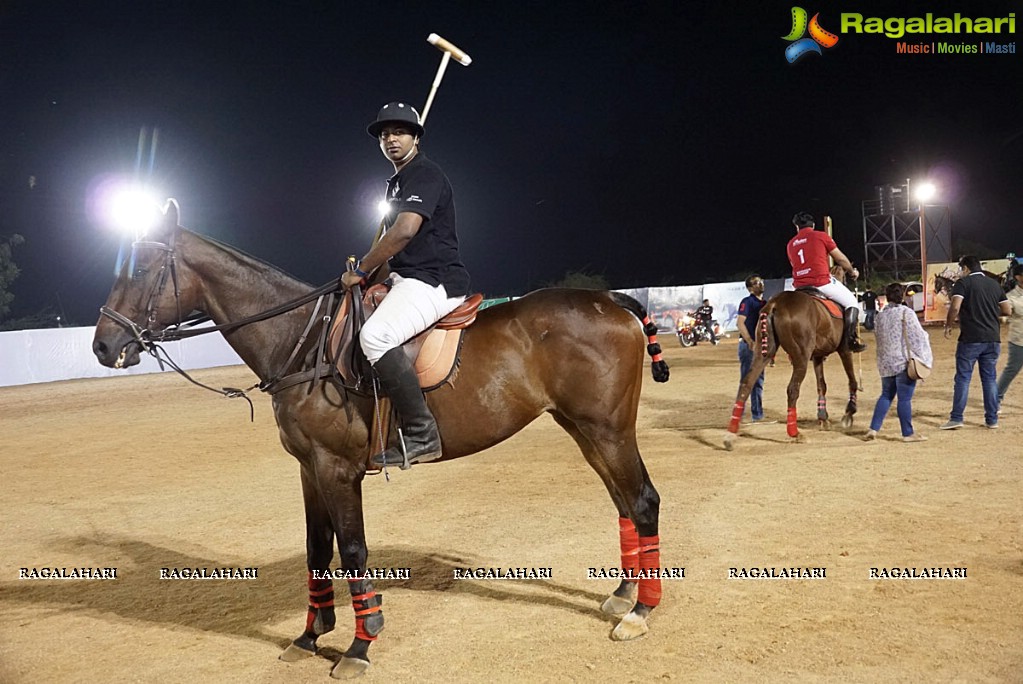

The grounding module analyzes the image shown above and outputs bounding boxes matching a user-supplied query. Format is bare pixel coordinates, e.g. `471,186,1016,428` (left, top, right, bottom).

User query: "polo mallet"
368,34,471,251
420,33,472,126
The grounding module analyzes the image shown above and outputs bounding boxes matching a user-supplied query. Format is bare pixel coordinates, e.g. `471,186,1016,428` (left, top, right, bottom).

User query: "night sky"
2,0,1021,326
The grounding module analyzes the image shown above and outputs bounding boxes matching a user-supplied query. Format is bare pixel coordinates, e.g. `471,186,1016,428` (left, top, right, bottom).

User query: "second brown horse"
724,290,860,450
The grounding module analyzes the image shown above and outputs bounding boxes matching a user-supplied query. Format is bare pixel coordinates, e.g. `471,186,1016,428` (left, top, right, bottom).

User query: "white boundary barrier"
0,326,243,388
3,279,859,388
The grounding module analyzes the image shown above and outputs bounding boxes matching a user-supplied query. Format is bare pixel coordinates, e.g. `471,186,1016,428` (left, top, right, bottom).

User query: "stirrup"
372,448,412,470
371,429,442,470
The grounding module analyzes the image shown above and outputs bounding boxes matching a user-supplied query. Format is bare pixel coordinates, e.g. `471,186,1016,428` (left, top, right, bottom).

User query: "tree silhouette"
546,269,609,290
0,233,25,321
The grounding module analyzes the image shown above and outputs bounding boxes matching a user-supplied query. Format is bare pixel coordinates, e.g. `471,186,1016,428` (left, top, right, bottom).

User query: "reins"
99,236,349,418
100,237,396,474
132,278,343,343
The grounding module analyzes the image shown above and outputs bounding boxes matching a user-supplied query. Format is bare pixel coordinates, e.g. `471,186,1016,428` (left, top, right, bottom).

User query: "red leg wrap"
618,517,640,582
728,400,745,433
354,616,377,642
637,535,662,607
306,571,334,632
349,580,382,642
787,406,799,437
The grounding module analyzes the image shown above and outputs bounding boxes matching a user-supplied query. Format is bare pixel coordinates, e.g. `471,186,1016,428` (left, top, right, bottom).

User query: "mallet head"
427,33,472,66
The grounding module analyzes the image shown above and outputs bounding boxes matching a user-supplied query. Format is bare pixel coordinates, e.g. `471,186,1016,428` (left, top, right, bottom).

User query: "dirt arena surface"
2,329,1021,683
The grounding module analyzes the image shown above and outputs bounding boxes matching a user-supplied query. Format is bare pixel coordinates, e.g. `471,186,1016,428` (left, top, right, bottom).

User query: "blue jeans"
869,371,917,436
996,341,1023,403
951,342,1000,425
738,340,764,420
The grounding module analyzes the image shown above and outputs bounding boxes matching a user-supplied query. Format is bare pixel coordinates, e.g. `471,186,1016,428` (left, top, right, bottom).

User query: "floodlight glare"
377,199,391,217
915,182,937,203
109,186,162,235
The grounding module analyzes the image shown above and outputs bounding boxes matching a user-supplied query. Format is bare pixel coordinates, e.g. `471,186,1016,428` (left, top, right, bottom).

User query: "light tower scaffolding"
862,180,951,281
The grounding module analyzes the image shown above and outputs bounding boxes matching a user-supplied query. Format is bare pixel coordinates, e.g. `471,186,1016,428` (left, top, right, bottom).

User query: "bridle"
99,231,347,418
99,236,182,363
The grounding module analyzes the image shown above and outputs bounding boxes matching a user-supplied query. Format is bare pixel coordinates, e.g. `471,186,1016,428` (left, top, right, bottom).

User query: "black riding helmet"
367,102,425,138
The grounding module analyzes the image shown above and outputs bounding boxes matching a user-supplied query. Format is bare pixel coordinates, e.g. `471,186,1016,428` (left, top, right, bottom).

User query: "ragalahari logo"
783,7,839,63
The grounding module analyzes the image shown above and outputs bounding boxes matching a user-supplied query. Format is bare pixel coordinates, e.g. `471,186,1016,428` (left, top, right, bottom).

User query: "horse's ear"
149,198,180,242
162,198,181,227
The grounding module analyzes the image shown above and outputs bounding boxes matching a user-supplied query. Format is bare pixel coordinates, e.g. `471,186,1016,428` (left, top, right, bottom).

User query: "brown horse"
92,202,670,678
723,290,859,450
935,269,1007,299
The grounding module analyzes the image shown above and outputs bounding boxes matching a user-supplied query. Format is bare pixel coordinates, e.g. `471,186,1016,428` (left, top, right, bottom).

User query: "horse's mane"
190,228,315,290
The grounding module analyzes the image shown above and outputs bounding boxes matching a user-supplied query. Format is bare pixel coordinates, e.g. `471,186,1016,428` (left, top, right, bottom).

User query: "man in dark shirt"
940,255,1011,430
861,288,878,331
736,275,767,421
341,102,471,467
694,299,718,345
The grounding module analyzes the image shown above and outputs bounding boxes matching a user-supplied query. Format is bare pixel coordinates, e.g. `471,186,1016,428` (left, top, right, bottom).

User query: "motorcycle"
676,313,720,347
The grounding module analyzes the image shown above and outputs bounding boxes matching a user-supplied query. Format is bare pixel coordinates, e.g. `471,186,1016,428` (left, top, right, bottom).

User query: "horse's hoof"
331,656,371,679
611,612,649,641
279,642,316,662
723,433,735,451
601,593,635,617
840,415,853,429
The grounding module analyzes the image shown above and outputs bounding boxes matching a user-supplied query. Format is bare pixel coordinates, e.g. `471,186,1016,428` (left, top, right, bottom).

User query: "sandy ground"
1,329,1022,683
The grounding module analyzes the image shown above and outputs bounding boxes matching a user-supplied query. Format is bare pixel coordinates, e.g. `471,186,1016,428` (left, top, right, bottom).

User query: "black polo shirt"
384,153,471,296
951,272,1007,343
861,290,878,312
737,295,766,339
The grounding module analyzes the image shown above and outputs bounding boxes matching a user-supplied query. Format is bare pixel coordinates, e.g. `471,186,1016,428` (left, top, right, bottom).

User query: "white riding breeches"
816,277,859,310
359,273,466,364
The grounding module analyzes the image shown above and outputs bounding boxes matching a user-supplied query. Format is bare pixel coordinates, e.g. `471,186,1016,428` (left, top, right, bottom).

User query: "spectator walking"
861,288,878,331
864,284,933,442
996,261,1023,407
736,275,767,422
940,255,1011,430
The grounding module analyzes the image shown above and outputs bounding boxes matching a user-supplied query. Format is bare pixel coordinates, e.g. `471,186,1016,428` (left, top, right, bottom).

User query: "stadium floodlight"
377,199,391,217
107,185,162,237
914,181,937,203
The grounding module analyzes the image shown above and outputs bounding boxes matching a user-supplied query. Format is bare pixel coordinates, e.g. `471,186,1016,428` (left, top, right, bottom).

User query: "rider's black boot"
843,307,867,353
370,348,443,469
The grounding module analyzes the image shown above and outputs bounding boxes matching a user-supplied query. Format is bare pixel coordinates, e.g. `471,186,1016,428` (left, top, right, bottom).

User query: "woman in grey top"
996,262,1023,406
865,283,934,442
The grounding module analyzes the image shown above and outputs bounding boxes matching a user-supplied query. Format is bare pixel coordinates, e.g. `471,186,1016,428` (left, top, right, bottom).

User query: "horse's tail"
607,291,670,383
756,305,778,360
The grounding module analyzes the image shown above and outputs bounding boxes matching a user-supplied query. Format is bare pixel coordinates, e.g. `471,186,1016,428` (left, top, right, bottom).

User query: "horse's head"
93,200,203,368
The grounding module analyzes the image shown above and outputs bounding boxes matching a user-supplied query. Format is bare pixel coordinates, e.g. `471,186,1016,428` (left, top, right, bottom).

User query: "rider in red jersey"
787,211,866,352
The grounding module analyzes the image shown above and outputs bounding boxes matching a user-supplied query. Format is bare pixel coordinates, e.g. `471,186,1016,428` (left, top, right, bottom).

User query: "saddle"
327,283,484,392
794,287,844,319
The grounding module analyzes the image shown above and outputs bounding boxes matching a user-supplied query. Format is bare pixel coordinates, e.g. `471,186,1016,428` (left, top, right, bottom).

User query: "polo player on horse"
340,102,471,468
786,211,867,353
